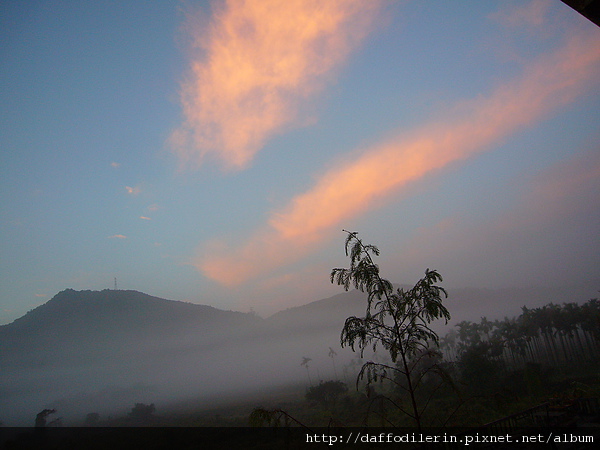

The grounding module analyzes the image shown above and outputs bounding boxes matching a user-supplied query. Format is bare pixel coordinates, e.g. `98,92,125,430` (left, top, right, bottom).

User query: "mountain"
0,289,263,368
1,284,597,425
0,289,268,425
0,289,364,426
267,283,600,333
266,289,366,333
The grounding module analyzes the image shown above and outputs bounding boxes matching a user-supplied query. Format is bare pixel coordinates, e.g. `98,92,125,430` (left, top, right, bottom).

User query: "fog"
1,328,359,426
1,285,597,426
0,289,362,426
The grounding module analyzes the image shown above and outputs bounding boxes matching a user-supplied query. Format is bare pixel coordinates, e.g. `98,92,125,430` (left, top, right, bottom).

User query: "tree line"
442,299,600,370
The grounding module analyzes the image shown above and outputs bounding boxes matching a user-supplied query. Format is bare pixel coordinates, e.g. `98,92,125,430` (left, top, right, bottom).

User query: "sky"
1,0,599,325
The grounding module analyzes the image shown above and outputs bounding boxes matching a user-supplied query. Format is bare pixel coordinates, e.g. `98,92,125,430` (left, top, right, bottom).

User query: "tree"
128,403,155,424
305,380,348,407
84,412,100,426
301,357,313,386
457,341,502,394
35,409,57,427
331,231,451,430
328,347,339,379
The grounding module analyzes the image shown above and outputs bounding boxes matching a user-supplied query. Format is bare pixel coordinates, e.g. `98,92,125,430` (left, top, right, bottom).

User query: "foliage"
305,380,348,406
84,412,100,426
328,347,339,379
129,403,156,424
331,230,451,430
300,356,313,385
458,342,502,394
441,298,600,389
35,409,57,428
249,407,310,428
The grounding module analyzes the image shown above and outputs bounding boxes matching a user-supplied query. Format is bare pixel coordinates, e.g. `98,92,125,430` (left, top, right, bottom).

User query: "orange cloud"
197,29,600,285
108,234,127,239
171,0,382,170
125,186,141,195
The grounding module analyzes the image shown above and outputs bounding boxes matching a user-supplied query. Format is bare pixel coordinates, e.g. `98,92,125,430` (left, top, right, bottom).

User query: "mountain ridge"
1,284,598,425
0,289,265,373
5,288,256,329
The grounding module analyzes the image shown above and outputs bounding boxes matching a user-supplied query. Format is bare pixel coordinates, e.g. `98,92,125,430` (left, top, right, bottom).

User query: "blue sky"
1,0,599,324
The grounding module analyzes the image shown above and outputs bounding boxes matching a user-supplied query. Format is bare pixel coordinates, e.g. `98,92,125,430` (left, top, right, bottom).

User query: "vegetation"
66,292,600,429
300,357,312,386
249,232,600,430
128,403,156,424
441,299,600,397
331,231,451,431
305,380,348,407
9,234,599,432
35,408,58,427
328,347,338,379
84,412,100,426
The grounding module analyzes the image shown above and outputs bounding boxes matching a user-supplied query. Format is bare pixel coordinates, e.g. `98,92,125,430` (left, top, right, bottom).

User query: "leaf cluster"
331,231,450,363
331,231,453,429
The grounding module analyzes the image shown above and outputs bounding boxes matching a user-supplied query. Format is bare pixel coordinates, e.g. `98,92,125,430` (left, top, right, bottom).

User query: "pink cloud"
171,0,382,170
125,186,141,196
197,28,600,286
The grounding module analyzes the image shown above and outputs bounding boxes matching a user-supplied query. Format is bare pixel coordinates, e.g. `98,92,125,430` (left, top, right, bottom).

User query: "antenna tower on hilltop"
114,277,118,290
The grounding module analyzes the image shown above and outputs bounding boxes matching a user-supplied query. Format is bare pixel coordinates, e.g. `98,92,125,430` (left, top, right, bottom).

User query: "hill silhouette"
0,289,269,425
1,289,263,368
1,284,597,425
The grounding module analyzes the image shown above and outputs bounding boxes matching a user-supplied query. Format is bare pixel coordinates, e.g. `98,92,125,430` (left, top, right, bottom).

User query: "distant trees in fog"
441,299,600,394
300,356,313,385
129,403,156,424
442,299,600,368
305,380,348,407
35,408,59,427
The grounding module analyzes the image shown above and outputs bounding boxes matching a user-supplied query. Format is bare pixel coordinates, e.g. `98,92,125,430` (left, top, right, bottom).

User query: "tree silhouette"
84,412,100,426
128,403,155,424
328,347,339,379
444,297,600,382
35,409,57,428
301,357,313,386
331,231,450,431
305,380,348,407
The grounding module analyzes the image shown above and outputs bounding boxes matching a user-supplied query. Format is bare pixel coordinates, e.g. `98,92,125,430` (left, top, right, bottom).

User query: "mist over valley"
1,284,597,426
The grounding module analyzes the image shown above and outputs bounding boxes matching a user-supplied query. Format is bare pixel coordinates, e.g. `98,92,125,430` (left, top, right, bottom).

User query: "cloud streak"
125,186,141,196
402,147,600,289
171,0,382,170
197,28,600,286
